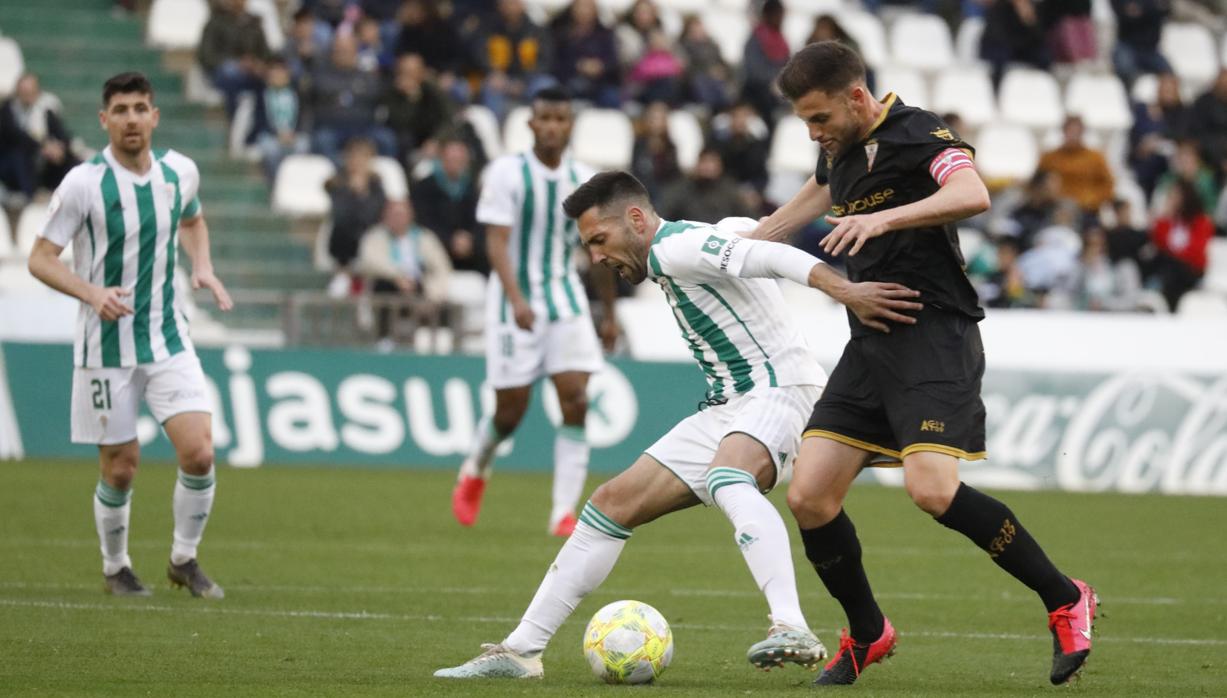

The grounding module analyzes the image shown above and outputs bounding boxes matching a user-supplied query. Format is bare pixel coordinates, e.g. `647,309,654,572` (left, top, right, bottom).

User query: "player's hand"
599,315,619,352
839,282,922,333
90,286,133,322
512,298,535,331
821,213,890,257
192,268,234,311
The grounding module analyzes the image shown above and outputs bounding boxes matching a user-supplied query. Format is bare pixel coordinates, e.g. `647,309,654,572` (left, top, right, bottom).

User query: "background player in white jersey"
435,171,922,679
27,72,232,598
452,87,617,536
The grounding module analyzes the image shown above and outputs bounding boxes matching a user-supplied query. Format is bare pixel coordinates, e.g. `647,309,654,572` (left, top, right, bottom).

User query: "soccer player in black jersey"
752,41,1097,687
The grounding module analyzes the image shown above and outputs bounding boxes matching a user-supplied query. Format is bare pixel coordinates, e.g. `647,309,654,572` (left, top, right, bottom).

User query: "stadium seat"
1130,72,1159,104
147,0,210,51
523,0,571,14
931,66,996,128
463,105,503,161
313,219,335,272
998,68,1064,130
228,93,259,161
1160,22,1219,90
0,212,12,260
888,13,954,73
0,37,24,99
667,109,704,172
502,105,533,156
783,11,815,53
974,124,1038,182
372,157,409,201
954,15,985,65
767,117,819,177
16,203,70,263
655,0,706,16
835,9,888,68
446,270,489,351
1065,73,1132,131
957,227,986,263
272,155,336,217
876,65,930,110
184,64,223,108
1205,238,1227,294
1176,290,1227,317
573,109,634,169
705,8,752,66
247,0,285,52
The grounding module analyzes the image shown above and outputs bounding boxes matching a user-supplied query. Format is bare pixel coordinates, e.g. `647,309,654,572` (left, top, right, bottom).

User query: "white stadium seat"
654,0,706,16
1177,290,1227,317
705,8,751,67
779,0,841,14
228,93,258,161
1130,72,1159,105
184,63,223,107
0,211,12,260
572,109,634,169
463,105,503,161
1161,22,1219,90
1204,238,1227,294
975,124,1038,182
783,12,815,54
954,15,985,65
147,0,210,51
667,110,704,173
998,68,1064,130
16,203,70,263
272,154,336,217
0,37,24,99
931,66,996,128
888,13,954,73
502,105,533,156
372,157,409,201
247,0,285,52
876,66,929,110
767,117,819,176
1065,73,1132,131
835,10,888,69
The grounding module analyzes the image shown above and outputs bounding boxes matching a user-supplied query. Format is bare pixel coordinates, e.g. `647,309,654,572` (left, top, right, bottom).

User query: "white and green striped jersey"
476,151,596,323
647,218,827,400
41,146,201,368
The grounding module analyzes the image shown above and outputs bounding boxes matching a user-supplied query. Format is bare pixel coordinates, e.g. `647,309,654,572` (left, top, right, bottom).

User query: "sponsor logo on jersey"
701,235,727,255
830,188,895,217
719,237,742,272
931,127,955,141
920,419,945,433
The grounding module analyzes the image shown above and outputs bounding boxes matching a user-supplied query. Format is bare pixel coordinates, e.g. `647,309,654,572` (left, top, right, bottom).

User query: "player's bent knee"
906,481,956,516
786,483,840,528
179,443,215,475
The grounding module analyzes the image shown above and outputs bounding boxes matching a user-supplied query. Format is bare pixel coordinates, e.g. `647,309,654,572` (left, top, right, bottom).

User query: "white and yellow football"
582,599,674,684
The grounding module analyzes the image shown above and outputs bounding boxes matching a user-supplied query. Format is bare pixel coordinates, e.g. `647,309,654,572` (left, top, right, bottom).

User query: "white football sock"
550,425,589,525
171,468,216,565
94,480,132,576
706,467,808,630
459,417,508,479
504,502,631,655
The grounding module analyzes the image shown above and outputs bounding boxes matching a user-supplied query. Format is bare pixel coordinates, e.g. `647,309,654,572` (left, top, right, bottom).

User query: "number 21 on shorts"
91,378,112,410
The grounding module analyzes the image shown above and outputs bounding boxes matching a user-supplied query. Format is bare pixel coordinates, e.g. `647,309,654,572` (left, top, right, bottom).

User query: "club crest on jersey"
864,140,879,172
930,128,955,141
164,183,177,202
701,234,727,255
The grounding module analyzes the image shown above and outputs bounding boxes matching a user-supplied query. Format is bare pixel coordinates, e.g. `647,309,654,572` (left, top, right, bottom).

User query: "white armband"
738,239,820,285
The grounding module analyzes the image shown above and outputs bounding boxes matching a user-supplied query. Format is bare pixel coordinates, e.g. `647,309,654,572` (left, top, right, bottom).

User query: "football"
582,600,674,684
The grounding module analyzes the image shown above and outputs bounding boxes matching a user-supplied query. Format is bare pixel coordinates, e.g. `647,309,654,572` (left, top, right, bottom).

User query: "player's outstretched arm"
748,175,832,243
179,214,233,311
28,238,133,321
821,167,990,257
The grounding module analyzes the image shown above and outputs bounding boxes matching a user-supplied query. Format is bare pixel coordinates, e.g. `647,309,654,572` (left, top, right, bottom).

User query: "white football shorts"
485,312,603,389
70,350,212,445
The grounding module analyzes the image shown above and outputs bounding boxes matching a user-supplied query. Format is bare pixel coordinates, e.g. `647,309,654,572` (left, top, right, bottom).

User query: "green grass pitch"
1,460,1224,696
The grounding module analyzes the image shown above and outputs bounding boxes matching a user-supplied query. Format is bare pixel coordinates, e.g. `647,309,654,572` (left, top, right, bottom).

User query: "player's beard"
115,131,148,158
622,222,649,284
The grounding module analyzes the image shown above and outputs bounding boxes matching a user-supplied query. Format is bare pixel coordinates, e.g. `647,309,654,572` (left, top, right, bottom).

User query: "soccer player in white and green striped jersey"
435,172,923,679
452,87,616,536
27,72,232,599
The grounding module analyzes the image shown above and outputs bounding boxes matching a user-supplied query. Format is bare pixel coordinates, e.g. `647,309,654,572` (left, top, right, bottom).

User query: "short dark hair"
776,41,866,101
531,85,572,106
102,72,154,107
562,170,650,220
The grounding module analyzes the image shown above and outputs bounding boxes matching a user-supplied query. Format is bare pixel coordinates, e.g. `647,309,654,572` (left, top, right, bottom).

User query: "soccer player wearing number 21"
435,170,925,679
27,73,231,599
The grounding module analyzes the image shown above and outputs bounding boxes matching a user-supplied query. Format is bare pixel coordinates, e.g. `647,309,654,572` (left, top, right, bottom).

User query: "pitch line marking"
1,598,1223,647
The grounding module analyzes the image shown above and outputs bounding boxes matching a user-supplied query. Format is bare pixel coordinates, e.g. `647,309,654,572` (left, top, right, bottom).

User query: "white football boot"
433,643,544,679
746,618,827,670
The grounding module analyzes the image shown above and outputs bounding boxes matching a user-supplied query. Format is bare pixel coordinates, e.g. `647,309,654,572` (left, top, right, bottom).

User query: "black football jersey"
815,94,985,336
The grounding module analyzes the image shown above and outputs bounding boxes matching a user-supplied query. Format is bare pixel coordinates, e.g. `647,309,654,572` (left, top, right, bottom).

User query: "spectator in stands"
615,0,662,70
979,0,1051,91
0,74,77,205
630,101,681,199
327,137,388,272
805,15,875,95
411,135,488,274
1037,116,1115,215
382,53,455,169
304,0,349,26
362,0,404,22
678,15,733,112
659,147,754,223
1076,225,1142,311
549,0,622,108
1152,141,1218,216
1188,68,1227,178
709,101,770,194
1151,178,1213,311
392,0,469,101
1105,198,1155,272
1017,201,1084,308
1111,0,1172,89
994,169,1064,250
249,58,310,184
308,32,398,163
285,7,333,84
741,0,789,124
356,16,393,73
1129,72,1191,199
197,0,272,119
474,0,556,120
1043,0,1096,65
356,199,453,347
627,29,685,106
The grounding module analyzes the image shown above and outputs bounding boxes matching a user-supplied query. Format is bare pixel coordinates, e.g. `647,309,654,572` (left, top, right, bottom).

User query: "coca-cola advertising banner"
2,342,1223,495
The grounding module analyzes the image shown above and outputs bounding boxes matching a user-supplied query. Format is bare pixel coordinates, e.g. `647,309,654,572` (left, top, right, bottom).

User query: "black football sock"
799,510,885,642
935,483,1079,612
